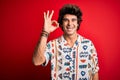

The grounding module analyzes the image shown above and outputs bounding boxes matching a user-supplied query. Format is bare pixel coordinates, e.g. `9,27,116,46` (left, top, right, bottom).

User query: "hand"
43,10,59,33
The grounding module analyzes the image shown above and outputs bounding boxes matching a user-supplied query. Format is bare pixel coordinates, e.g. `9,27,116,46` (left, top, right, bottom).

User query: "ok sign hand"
43,10,59,33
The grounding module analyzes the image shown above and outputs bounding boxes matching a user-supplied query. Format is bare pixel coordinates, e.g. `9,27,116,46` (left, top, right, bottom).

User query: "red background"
0,0,120,80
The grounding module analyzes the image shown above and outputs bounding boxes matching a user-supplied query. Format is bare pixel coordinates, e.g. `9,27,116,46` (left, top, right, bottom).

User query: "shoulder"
78,34,96,48
47,36,63,45
79,34,93,44
49,36,63,43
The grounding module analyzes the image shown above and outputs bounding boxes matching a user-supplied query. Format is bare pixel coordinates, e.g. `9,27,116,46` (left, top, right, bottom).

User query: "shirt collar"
59,34,83,45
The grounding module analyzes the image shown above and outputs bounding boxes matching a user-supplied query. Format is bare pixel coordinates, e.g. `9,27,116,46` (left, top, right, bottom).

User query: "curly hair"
58,4,83,30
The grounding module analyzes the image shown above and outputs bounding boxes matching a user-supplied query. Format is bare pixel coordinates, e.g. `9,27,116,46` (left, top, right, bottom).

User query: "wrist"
41,30,50,38
42,30,50,34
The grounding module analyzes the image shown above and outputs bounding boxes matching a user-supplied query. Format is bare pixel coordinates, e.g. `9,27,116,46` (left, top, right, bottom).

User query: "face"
62,14,78,36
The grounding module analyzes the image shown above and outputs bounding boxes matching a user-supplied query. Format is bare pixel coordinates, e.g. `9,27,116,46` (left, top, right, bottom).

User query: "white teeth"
66,26,73,31
67,27,72,29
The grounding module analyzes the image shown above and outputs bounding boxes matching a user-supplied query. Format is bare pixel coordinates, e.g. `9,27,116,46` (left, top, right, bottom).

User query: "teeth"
67,28,72,30
66,26,73,31
67,27,72,29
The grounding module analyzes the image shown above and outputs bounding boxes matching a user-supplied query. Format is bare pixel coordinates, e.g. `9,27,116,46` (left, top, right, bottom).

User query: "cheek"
74,23,78,28
62,23,67,28
74,24,79,30
63,22,67,26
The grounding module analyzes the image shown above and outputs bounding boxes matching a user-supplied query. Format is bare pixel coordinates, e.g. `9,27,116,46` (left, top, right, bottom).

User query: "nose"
68,20,72,26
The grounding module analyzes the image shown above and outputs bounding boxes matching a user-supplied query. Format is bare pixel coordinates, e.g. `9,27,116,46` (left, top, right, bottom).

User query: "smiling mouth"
67,29,73,31
66,27,73,31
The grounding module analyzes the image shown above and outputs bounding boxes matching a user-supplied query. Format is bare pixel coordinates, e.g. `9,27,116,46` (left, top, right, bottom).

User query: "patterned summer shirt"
43,34,99,80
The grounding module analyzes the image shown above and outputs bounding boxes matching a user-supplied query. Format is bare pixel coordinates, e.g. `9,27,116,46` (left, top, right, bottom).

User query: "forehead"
63,14,77,19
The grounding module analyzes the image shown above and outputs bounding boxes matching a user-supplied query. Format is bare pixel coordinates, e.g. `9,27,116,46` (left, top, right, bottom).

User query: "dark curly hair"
58,4,83,30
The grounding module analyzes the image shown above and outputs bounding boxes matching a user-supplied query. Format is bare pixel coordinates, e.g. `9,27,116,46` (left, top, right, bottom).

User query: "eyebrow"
63,18,77,21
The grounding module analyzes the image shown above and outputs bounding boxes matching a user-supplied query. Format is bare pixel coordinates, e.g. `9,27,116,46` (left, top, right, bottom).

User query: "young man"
32,4,99,80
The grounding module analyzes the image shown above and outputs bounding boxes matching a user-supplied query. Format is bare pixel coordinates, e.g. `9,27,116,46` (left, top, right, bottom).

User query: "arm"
32,36,48,66
90,41,99,80
92,72,99,80
32,10,59,66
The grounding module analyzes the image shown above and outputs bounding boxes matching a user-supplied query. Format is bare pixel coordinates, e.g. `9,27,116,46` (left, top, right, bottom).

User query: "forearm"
32,10,59,66
32,36,48,66
92,72,99,80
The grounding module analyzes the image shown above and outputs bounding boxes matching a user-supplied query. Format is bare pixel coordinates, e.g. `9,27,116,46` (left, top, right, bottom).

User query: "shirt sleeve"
42,41,52,66
90,41,99,74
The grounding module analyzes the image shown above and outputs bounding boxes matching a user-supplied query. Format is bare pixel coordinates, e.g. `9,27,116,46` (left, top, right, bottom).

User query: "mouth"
66,26,73,31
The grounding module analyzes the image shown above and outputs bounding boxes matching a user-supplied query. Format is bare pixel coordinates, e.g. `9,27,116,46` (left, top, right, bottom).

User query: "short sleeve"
42,41,52,66
90,41,99,74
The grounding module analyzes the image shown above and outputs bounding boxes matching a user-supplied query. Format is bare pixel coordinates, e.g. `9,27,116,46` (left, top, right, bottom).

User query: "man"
32,4,99,80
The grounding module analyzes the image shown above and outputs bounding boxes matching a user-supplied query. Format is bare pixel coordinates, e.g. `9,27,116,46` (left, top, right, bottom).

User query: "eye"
63,18,68,22
72,18,77,22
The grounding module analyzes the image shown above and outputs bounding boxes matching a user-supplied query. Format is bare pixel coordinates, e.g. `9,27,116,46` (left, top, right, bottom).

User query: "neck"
63,33,78,47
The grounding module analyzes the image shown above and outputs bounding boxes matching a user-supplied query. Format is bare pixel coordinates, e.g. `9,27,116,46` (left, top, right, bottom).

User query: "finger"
56,23,59,28
47,10,49,18
44,12,46,20
52,20,59,28
49,10,54,19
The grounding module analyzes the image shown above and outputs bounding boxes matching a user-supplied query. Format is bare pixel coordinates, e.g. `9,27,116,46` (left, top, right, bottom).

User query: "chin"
66,32,76,36
64,29,77,35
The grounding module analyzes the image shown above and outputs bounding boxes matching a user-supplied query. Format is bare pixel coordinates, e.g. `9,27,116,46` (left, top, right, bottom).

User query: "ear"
77,24,80,30
77,24,79,27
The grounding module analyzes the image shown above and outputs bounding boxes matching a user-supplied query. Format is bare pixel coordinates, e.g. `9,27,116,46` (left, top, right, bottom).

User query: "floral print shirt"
43,34,99,80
